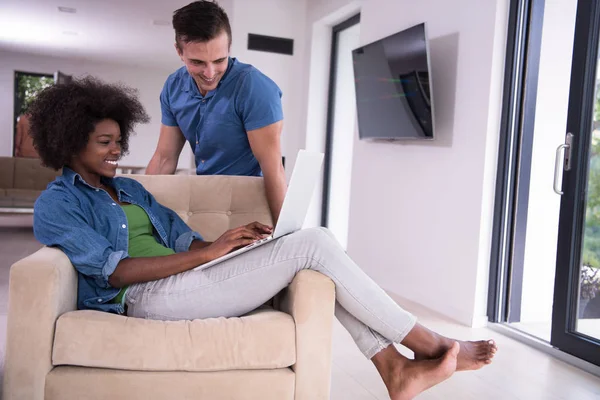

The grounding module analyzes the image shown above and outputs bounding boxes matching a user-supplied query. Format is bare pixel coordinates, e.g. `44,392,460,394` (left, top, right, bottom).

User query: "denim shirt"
33,167,203,314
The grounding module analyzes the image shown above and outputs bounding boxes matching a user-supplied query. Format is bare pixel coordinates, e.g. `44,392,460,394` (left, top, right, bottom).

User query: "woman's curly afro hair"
28,76,150,170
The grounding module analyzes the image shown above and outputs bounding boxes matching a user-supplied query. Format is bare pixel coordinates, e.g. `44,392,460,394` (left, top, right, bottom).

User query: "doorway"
322,14,360,249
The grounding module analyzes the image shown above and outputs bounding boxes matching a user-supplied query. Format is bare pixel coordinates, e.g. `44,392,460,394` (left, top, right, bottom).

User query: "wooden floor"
331,294,600,400
1,216,600,399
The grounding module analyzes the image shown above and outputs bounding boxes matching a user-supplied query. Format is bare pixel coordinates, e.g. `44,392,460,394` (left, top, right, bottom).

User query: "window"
13,71,53,157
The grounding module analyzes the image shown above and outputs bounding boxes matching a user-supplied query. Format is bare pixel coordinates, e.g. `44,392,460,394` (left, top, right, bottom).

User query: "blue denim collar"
62,166,132,199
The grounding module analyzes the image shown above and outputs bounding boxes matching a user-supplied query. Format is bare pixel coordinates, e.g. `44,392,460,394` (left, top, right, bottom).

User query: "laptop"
193,149,324,271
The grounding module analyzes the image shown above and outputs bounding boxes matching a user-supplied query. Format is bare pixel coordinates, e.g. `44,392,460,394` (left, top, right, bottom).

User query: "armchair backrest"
126,175,273,241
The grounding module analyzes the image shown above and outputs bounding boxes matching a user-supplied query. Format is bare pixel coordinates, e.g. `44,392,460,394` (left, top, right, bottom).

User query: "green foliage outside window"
581,92,600,300
583,93,600,270
16,74,53,115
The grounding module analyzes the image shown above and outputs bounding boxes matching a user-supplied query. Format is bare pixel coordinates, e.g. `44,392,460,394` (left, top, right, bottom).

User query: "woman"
31,77,496,400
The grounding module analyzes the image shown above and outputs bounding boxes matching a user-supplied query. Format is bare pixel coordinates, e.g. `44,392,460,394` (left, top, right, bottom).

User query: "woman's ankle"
371,345,407,389
373,344,403,368
400,323,445,358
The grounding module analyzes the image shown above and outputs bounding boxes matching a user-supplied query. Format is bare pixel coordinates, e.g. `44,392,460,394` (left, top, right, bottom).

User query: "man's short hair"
173,1,232,49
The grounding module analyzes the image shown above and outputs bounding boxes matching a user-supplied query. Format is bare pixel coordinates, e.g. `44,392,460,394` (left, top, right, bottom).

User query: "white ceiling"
0,0,233,70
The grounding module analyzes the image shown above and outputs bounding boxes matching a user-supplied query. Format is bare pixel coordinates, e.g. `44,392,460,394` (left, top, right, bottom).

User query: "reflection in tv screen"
352,23,434,140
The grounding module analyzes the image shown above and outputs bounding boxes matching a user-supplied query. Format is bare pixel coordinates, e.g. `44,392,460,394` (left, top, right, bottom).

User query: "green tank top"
112,204,175,306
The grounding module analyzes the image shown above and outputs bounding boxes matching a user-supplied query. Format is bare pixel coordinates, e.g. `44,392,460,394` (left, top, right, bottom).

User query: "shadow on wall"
378,32,460,149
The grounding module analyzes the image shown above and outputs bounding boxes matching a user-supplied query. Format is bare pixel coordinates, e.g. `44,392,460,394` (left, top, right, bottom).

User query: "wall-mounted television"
352,23,434,141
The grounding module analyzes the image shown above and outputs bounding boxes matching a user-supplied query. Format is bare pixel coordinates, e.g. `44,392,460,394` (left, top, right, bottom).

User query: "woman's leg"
335,303,393,359
126,227,495,368
127,227,416,343
311,228,497,371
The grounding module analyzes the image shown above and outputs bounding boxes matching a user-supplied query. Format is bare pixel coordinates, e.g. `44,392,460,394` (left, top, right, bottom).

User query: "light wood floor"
331,295,600,399
1,217,600,399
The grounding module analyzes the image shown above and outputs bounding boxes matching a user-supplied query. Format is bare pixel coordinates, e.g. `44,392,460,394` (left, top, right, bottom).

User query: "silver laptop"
193,149,324,271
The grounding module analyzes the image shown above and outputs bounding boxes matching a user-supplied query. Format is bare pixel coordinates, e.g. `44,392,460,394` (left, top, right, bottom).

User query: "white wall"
520,0,578,323
229,0,307,179
302,0,509,326
1,0,510,326
0,0,307,173
0,49,193,169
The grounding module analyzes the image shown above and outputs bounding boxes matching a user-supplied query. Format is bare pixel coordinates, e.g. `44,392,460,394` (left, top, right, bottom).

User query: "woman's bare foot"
372,342,459,400
401,324,497,371
415,338,497,371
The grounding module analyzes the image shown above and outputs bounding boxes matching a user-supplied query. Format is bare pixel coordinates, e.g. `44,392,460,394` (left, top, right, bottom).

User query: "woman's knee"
289,227,339,248
315,226,338,241
298,226,331,239
278,227,342,258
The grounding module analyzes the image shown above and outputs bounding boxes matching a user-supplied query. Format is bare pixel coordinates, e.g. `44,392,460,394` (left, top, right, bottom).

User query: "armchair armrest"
3,247,77,400
277,270,336,400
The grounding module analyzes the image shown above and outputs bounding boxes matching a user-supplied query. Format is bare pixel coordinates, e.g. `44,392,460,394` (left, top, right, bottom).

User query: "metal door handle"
554,143,568,195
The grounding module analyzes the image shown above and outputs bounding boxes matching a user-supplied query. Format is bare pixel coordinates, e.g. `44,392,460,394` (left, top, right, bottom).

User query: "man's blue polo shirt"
160,58,283,176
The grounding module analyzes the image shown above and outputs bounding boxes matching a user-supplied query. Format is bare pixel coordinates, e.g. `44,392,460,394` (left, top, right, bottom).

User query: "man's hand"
206,222,273,259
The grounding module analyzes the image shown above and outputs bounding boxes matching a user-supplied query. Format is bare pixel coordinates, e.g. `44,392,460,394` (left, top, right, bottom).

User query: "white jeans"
125,227,417,359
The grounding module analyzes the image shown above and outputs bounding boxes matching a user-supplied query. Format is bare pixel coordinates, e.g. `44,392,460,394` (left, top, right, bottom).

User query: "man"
146,1,286,223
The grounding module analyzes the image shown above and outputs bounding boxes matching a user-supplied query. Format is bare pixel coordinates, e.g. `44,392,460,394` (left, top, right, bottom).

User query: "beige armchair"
4,175,336,400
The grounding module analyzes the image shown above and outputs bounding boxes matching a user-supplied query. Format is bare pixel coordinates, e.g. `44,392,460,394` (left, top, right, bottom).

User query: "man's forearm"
263,164,287,224
146,152,178,175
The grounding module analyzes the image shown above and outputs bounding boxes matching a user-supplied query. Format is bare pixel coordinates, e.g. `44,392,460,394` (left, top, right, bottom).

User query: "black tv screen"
352,23,434,140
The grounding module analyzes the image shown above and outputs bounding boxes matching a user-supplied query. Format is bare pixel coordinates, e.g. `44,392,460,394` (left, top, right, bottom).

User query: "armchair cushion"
45,367,296,400
52,308,296,372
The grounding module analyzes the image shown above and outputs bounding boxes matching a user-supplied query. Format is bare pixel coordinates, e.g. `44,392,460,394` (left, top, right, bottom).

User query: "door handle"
554,144,568,195
553,133,574,195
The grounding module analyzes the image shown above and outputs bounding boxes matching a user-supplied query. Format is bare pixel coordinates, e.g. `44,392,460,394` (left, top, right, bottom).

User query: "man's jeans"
126,227,417,358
